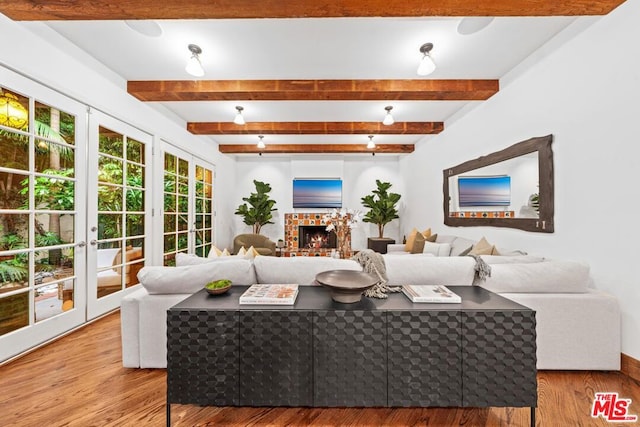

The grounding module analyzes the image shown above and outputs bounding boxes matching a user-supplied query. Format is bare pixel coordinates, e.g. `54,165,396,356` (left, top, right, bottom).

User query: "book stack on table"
402,285,462,303
239,284,299,305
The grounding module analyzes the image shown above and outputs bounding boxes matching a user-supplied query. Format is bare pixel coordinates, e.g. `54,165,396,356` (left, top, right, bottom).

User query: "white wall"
0,16,237,253
234,155,403,250
400,0,640,359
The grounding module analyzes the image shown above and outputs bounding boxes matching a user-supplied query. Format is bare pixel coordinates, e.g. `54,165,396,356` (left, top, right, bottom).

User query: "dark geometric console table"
166,286,537,427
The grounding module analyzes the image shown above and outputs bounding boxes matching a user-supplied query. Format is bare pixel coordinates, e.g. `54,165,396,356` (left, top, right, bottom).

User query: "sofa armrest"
121,288,147,368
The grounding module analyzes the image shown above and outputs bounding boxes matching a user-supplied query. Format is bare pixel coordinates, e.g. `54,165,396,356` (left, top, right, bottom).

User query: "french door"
161,143,214,266
86,110,151,319
0,69,87,361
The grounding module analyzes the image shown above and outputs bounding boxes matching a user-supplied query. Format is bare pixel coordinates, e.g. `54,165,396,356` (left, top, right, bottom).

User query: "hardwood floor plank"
1,312,639,427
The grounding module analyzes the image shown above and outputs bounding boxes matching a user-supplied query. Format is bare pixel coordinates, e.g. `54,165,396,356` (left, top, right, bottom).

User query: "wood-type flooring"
1,311,639,426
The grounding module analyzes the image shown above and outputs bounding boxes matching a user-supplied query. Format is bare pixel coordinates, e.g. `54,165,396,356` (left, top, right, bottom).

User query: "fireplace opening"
299,225,337,249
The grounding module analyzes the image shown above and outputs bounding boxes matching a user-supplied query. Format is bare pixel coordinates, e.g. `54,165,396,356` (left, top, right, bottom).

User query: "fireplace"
283,213,350,257
299,225,336,249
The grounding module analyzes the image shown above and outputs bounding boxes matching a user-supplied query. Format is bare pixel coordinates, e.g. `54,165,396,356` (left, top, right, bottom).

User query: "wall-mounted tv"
293,178,342,208
458,175,511,207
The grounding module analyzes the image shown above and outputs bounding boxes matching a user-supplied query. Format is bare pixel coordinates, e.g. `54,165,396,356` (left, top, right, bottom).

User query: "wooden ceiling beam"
188,121,443,135
128,79,499,102
0,0,627,20
218,144,414,154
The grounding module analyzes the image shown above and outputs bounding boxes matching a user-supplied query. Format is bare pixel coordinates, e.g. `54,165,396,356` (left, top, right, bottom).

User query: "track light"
233,106,246,125
257,135,265,149
383,106,394,126
417,42,436,76
185,44,204,77
367,135,376,149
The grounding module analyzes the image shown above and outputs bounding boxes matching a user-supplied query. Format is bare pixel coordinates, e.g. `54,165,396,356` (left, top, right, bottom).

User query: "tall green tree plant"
235,180,277,234
361,179,402,238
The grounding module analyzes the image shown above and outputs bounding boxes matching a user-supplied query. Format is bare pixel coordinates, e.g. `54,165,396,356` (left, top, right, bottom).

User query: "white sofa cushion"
480,255,545,264
480,260,590,293
383,255,476,286
175,252,255,266
435,235,475,256
253,256,362,286
422,241,452,257
138,258,256,294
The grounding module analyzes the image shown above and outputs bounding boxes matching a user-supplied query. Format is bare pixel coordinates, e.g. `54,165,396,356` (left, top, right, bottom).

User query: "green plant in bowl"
205,279,232,295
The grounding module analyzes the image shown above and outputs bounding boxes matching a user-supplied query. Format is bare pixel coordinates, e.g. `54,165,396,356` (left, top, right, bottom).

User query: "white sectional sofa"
121,246,620,371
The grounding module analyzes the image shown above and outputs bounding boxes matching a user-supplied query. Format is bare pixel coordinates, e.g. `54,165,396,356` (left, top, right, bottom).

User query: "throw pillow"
458,245,473,256
220,248,231,256
245,246,261,258
176,253,244,266
236,246,247,256
426,233,438,242
207,246,223,258
404,228,419,252
421,228,432,239
410,232,426,254
422,241,452,257
469,237,500,256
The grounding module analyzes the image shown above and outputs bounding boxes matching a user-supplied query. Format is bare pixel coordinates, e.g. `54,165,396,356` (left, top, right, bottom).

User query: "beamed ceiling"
0,0,627,155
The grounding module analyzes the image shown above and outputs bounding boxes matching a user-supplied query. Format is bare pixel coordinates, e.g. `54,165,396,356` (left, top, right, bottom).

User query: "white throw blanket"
351,249,402,298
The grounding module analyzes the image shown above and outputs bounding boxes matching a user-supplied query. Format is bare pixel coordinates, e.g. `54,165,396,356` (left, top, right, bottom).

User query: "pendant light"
382,106,394,125
367,135,376,149
417,42,436,76
233,106,246,125
257,135,265,149
185,44,204,77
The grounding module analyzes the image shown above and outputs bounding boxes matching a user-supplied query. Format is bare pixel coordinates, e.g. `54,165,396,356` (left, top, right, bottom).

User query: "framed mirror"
443,135,554,233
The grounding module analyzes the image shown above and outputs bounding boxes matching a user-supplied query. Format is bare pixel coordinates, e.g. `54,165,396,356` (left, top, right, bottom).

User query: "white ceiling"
39,16,576,146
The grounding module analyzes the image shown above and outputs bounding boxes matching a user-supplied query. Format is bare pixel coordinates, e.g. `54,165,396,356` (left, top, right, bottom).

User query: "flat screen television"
292,178,342,208
458,175,511,207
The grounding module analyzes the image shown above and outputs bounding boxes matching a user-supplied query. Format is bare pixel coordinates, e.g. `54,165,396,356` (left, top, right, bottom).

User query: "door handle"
90,239,97,246
77,241,86,248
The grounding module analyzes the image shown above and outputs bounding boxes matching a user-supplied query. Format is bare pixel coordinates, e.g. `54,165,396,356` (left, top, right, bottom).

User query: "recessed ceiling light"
124,20,163,37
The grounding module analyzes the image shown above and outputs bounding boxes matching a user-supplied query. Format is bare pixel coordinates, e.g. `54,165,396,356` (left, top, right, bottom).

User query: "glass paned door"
193,165,213,258
162,144,214,265
87,110,151,319
0,72,87,362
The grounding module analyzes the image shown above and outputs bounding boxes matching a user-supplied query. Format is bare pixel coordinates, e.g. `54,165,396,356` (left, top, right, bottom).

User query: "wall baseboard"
621,353,640,382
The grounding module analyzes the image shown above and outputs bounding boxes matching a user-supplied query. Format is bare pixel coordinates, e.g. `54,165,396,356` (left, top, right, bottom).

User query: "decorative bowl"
315,270,378,303
205,280,232,295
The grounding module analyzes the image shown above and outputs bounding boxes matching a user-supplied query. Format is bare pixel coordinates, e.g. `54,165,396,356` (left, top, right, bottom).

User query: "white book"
239,284,299,305
402,285,462,303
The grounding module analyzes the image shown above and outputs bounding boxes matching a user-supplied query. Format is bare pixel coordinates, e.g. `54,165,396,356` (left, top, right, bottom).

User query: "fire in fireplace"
299,225,337,249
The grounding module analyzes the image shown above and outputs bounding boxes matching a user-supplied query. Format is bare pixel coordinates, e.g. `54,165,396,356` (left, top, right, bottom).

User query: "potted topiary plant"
234,180,277,234
360,179,401,253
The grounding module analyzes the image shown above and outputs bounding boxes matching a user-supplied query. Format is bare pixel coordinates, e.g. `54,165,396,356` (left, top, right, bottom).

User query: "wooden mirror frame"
443,134,554,233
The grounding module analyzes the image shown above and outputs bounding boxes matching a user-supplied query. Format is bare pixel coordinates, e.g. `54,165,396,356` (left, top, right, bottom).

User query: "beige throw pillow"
207,246,223,258
469,237,500,256
410,232,426,254
404,228,419,252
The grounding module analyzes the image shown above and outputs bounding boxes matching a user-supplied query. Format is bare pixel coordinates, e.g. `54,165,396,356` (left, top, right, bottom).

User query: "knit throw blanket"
351,249,402,299
469,254,492,285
